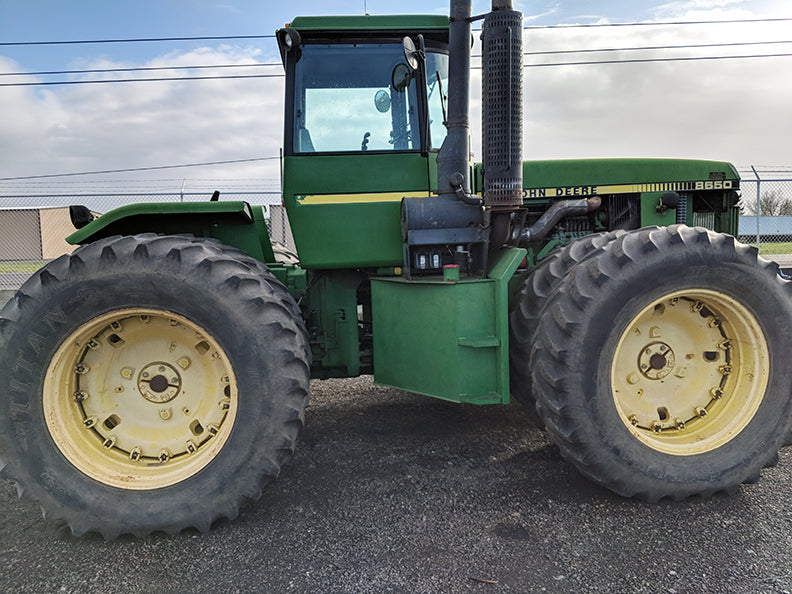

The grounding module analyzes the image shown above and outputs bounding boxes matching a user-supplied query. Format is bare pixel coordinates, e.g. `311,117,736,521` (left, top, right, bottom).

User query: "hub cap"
44,309,238,490
611,289,769,455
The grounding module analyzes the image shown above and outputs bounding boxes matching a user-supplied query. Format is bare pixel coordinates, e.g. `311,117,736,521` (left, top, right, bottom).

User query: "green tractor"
2,1,791,538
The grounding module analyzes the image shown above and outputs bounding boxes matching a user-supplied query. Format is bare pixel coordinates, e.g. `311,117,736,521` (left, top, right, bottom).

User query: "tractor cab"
277,16,450,269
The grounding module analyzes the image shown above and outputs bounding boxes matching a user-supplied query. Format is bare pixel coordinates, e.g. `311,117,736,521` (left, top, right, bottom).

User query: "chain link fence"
2,170,791,302
0,191,293,303
736,168,792,270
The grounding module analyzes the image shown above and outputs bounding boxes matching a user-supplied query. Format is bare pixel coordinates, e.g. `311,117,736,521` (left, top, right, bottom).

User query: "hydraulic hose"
518,197,602,243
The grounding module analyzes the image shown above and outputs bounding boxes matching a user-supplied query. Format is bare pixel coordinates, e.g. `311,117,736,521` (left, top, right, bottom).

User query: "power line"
521,52,792,68
2,18,789,47
0,74,284,87
522,17,792,30
521,39,792,57
0,157,281,181
5,40,787,78
469,39,792,59
0,62,282,77
0,34,275,47
4,51,792,86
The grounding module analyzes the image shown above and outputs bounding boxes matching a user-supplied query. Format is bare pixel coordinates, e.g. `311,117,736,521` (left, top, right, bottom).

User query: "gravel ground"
1,375,791,594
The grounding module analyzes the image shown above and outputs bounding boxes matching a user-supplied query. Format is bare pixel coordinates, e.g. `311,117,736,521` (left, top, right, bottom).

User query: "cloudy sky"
0,0,790,196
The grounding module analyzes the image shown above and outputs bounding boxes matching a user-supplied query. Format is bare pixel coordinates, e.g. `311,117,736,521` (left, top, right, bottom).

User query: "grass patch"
0,261,47,273
756,242,792,255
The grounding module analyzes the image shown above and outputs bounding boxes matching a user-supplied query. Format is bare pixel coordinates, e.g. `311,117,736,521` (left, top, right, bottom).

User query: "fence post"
751,165,760,251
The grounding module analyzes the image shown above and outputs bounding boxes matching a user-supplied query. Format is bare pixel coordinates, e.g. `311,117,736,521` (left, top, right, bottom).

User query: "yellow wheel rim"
611,289,769,455
44,309,238,490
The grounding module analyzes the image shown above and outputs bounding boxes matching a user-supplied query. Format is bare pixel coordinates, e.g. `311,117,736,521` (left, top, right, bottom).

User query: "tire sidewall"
573,256,792,490
0,240,304,533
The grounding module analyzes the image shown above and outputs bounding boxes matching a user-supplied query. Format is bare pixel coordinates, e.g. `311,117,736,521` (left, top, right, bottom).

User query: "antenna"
364,0,368,15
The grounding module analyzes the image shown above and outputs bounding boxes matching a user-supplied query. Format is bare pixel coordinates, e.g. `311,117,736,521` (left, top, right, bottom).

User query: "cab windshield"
292,42,448,153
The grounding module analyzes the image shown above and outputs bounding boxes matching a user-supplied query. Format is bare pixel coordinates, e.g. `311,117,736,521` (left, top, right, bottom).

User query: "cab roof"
285,15,449,32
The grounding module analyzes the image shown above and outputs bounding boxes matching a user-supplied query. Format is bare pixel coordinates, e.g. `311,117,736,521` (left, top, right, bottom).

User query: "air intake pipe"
435,0,476,204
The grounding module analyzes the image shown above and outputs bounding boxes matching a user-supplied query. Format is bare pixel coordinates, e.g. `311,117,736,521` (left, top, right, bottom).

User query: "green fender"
66,201,276,263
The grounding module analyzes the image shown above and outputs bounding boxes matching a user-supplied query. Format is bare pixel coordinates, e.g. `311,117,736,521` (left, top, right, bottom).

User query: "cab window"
294,43,421,153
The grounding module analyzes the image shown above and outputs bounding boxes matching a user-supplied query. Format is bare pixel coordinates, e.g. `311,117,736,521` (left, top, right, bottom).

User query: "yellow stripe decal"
524,180,736,199
297,180,737,204
297,191,431,205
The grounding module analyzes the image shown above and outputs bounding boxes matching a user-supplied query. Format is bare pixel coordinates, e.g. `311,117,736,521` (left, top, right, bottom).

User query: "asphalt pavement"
1,376,791,593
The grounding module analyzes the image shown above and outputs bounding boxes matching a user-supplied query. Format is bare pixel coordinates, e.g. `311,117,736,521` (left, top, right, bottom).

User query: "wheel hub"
138,363,181,403
611,290,769,455
43,308,238,490
638,342,675,380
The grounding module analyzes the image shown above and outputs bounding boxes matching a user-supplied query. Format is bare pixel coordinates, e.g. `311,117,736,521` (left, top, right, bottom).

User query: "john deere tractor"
2,0,791,538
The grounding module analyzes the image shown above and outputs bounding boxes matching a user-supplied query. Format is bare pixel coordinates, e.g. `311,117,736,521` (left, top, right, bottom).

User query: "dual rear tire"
512,225,792,499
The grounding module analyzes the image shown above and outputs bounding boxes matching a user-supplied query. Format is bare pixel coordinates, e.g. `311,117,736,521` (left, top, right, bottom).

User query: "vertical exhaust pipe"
436,0,475,203
436,0,523,209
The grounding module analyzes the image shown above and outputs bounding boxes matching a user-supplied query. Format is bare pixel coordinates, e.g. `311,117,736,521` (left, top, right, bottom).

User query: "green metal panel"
302,271,363,378
288,15,448,32
640,192,676,227
283,153,431,269
519,158,739,190
66,201,274,262
371,248,525,404
250,205,276,263
473,158,739,196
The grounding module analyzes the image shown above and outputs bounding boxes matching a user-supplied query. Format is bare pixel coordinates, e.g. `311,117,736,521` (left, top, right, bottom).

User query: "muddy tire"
0,234,310,538
509,230,627,425
531,225,792,499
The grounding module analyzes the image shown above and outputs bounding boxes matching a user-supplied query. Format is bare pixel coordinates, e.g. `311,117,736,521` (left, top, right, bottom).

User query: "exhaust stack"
436,0,524,209
481,0,523,209
435,0,474,202
402,0,526,276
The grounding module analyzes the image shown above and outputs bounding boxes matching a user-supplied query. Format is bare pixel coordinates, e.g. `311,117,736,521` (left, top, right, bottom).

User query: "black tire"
217,241,305,332
0,234,310,538
509,230,627,425
531,225,792,500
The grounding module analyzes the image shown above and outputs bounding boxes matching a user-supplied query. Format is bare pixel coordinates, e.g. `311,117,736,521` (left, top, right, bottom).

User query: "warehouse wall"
0,209,41,260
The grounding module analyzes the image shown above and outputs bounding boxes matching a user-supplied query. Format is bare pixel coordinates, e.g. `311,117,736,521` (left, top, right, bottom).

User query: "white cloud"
0,48,285,189
1,2,789,201
507,10,792,165
653,0,747,17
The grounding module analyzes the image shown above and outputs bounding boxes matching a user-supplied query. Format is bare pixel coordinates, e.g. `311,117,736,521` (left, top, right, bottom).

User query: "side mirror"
374,90,391,113
391,63,413,92
402,35,425,70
